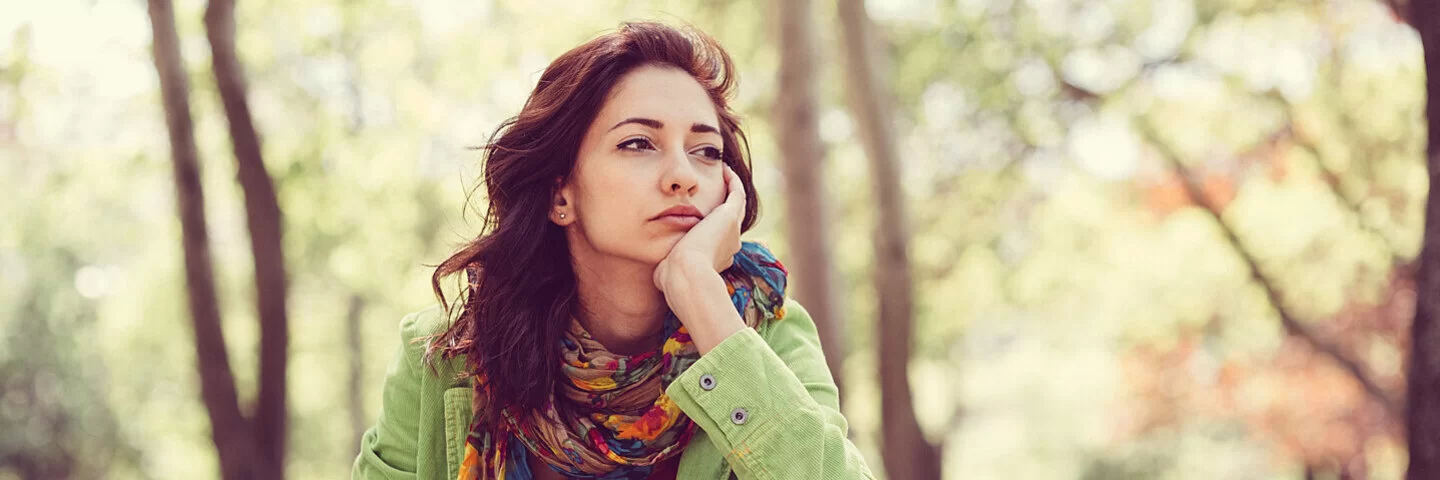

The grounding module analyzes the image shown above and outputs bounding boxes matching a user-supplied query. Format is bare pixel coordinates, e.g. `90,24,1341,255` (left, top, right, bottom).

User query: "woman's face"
555,64,729,267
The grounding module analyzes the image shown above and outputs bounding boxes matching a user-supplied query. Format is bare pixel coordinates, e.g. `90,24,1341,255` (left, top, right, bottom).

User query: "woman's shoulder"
758,297,822,348
394,303,469,385
398,303,449,341
774,297,812,325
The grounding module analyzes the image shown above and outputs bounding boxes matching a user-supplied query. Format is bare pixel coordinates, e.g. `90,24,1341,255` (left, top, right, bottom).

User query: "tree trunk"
836,1,943,478
146,0,256,478
203,0,289,477
347,295,368,452
772,0,848,402
1409,3,1440,478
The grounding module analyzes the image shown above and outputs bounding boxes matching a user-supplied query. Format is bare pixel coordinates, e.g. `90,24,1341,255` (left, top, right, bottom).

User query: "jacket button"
699,374,717,391
730,407,748,425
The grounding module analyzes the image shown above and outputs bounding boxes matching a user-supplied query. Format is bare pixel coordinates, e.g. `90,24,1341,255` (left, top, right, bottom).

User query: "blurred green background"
0,0,1425,478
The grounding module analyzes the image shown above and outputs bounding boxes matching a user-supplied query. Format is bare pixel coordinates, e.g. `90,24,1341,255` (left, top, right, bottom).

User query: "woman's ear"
551,178,574,226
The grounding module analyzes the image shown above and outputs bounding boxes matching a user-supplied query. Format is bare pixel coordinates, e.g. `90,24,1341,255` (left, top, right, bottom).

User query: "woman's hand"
652,165,747,355
652,165,745,292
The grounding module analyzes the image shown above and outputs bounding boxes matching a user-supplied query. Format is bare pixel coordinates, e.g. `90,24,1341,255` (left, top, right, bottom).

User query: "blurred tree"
1136,114,1402,478
837,0,942,479
772,0,848,399
345,294,367,452
911,0,1423,477
146,0,259,477
337,7,371,450
1136,119,1401,415
204,0,290,476
1408,2,1439,478
148,0,289,476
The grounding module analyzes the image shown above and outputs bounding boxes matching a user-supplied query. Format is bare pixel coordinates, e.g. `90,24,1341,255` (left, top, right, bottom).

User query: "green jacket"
352,298,876,480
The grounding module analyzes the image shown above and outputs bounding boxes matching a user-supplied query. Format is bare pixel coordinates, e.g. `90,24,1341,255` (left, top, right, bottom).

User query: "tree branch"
1135,119,1404,418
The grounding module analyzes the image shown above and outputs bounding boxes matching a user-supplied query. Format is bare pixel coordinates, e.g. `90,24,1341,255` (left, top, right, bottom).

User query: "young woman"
353,21,875,480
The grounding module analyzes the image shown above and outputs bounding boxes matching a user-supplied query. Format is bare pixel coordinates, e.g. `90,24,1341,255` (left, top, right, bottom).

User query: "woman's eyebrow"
610,117,663,131
608,117,720,135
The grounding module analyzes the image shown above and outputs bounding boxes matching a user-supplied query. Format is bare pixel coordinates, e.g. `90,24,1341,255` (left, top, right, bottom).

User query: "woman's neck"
570,247,669,356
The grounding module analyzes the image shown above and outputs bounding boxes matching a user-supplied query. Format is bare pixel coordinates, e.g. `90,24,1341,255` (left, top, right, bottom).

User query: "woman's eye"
692,146,723,160
618,138,656,151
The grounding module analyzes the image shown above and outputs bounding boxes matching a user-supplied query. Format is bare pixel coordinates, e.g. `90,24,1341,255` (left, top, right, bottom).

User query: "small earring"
559,213,566,219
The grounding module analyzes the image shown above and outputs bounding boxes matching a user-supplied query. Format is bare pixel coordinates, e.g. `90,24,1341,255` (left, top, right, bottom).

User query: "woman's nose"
660,149,698,195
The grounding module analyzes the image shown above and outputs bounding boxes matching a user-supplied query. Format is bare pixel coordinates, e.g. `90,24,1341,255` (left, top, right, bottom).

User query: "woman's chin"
645,235,685,263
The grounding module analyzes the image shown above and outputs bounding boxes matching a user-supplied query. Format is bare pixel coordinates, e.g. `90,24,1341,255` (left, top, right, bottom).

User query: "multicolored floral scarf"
457,241,788,479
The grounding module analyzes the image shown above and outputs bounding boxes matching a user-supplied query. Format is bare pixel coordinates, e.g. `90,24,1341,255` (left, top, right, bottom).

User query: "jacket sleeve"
353,310,426,480
664,299,877,479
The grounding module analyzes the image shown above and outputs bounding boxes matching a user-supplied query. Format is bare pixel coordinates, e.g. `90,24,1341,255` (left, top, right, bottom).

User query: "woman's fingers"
724,165,745,228
724,165,744,205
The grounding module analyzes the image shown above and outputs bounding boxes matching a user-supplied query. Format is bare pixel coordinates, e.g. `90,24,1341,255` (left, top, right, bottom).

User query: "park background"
0,0,1430,478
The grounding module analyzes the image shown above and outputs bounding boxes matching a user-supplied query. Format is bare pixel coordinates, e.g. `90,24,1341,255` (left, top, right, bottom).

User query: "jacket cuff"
664,327,814,453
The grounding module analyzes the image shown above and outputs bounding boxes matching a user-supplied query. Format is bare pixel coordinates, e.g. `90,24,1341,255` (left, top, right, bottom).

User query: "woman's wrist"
659,255,745,355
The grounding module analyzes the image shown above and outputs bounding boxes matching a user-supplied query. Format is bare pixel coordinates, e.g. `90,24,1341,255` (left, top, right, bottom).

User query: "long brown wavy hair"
423,21,760,428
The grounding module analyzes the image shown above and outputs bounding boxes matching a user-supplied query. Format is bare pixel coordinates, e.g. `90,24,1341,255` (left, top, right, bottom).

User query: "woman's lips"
653,214,702,229
651,204,703,229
